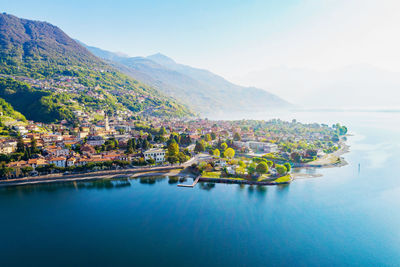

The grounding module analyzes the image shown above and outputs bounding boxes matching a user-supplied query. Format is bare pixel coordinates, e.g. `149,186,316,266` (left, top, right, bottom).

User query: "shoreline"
198,176,292,186
292,139,350,180
0,139,350,187
0,166,183,188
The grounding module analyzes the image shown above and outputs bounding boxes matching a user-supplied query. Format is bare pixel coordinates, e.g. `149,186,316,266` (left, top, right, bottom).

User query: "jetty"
177,175,200,188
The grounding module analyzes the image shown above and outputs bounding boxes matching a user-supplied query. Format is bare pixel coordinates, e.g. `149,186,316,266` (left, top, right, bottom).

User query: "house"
143,148,166,163
226,165,236,175
66,157,76,167
46,147,70,157
48,157,66,168
244,141,278,153
86,135,105,146
214,159,227,167
0,140,17,154
27,158,48,169
14,126,28,135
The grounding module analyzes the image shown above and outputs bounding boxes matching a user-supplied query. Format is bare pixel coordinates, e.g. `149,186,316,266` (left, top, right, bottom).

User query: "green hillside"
0,96,26,122
0,13,193,122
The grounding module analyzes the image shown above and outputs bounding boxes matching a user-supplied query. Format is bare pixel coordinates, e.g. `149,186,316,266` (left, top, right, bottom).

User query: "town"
0,110,348,185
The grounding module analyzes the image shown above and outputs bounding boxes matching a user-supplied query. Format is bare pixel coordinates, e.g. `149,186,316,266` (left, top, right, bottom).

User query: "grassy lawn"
202,171,221,178
274,175,292,183
257,174,272,182
201,172,246,181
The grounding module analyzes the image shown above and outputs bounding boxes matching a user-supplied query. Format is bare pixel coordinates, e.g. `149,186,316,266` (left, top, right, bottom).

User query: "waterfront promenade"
0,165,184,187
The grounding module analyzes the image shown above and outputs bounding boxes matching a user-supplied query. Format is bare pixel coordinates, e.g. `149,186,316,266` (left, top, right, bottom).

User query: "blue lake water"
1,111,400,266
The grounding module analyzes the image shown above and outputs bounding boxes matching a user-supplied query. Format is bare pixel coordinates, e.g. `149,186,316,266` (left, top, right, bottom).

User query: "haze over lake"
1,111,399,266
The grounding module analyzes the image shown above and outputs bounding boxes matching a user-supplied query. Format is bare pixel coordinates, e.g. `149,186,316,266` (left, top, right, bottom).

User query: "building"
46,147,70,157
143,148,166,163
86,136,105,146
13,126,28,135
234,141,278,153
27,158,48,169
0,140,17,154
104,115,110,131
48,157,66,168
66,157,76,167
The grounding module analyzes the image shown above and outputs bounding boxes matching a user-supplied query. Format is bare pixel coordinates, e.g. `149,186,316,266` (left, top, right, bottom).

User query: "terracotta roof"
7,161,28,168
49,157,66,161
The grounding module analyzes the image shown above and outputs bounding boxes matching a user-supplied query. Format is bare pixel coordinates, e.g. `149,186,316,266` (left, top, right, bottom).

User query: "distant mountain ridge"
0,13,193,122
83,44,292,115
238,64,400,109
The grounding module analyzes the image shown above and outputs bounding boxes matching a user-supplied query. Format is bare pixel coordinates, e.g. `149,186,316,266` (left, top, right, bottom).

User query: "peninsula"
0,114,348,187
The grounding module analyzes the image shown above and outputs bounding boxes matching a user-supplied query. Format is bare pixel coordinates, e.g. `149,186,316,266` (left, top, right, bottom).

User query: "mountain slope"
0,13,193,122
83,45,291,115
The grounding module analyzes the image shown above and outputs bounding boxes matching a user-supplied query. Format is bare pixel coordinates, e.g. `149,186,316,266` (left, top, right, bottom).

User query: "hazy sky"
3,0,400,104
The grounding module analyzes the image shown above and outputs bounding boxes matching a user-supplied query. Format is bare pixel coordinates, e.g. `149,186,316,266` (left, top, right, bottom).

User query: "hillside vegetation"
0,13,193,123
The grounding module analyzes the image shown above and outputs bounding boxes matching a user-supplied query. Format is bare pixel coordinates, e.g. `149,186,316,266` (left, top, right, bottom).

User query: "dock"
177,175,200,188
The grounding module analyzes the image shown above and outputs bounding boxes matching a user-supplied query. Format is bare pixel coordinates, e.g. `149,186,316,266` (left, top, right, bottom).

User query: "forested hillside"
0,13,193,123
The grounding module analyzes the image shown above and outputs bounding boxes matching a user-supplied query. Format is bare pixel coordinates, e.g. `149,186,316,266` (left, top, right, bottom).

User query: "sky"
2,0,400,107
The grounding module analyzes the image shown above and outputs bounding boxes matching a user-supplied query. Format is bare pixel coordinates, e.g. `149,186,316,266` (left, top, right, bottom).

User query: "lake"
1,111,400,266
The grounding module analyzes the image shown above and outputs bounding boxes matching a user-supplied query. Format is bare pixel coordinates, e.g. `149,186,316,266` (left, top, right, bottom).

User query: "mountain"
83,45,292,115
0,13,193,122
237,64,400,109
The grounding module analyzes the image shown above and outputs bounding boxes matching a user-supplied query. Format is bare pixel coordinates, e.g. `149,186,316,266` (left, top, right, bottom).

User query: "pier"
177,175,200,188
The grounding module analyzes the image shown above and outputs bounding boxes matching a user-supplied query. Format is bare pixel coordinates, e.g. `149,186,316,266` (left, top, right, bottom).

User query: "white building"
14,126,28,135
143,148,166,163
0,140,17,154
234,141,278,153
48,157,66,168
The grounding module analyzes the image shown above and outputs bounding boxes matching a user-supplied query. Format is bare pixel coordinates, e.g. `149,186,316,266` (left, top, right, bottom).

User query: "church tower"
105,114,110,131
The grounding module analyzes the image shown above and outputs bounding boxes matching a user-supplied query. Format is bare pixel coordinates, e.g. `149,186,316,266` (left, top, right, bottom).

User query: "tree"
238,160,246,168
180,134,191,146
147,133,153,142
146,158,156,165
256,161,268,174
126,138,135,154
142,139,150,150
220,142,228,151
283,162,291,172
211,132,216,140
224,148,235,159
194,141,205,153
154,135,166,143
159,126,167,135
168,140,179,157
306,149,317,157
276,165,287,176
21,166,34,176
0,166,14,178
233,132,241,141
213,149,220,157
266,160,273,168
177,152,189,163
247,162,256,175
136,137,143,149
290,152,302,163
167,155,179,164
205,133,212,142
30,137,38,154
16,136,25,153
339,126,348,135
